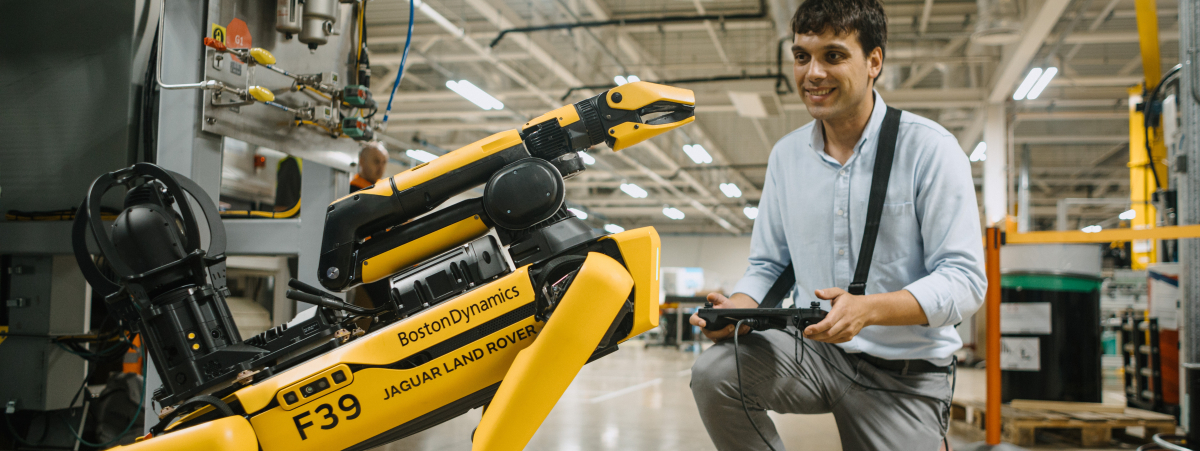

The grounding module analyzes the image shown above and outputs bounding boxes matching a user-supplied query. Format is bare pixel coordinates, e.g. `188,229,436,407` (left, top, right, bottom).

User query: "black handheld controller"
697,301,827,332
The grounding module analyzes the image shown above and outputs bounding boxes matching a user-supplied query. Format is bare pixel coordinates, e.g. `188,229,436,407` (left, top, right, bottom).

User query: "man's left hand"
803,288,877,343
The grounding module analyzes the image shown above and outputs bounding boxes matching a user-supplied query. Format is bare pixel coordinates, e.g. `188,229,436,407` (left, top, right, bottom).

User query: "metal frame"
1179,0,1200,440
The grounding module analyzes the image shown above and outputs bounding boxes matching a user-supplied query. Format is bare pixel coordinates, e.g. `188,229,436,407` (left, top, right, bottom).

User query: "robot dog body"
84,82,693,451
123,230,658,451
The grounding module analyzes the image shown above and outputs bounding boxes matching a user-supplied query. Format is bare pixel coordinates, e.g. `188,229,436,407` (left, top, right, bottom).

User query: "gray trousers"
690,328,953,451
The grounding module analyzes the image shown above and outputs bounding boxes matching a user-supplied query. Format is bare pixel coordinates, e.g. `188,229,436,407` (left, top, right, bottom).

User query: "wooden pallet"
950,399,1176,447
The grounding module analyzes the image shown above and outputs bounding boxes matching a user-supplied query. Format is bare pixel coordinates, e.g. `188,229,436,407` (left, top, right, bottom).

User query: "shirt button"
838,249,845,256
837,209,844,216
839,170,847,176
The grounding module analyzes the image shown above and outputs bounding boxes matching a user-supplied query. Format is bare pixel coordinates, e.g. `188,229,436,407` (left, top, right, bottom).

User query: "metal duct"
973,0,1023,45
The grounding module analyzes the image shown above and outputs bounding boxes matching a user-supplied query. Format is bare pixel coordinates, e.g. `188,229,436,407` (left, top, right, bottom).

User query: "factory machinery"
71,77,697,451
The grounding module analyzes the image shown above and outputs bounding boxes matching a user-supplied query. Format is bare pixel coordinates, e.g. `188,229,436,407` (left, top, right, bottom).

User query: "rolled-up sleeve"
903,135,987,328
732,147,791,303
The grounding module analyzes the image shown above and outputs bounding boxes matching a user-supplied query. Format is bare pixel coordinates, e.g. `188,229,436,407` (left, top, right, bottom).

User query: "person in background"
349,141,393,320
351,141,389,193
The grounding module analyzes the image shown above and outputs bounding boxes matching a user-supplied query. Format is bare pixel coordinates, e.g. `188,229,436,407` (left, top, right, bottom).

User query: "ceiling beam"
917,0,935,35
1048,75,1143,87
1056,29,1180,45
1013,111,1128,122
1014,135,1128,144
987,0,1073,104
381,121,522,132
1085,142,1130,167
1064,0,1123,62
899,37,968,89
371,52,532,65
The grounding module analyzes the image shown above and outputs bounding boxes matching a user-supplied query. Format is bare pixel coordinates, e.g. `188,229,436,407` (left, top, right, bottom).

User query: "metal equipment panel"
199,0,361,158
0,0,142,213
0,256,89,411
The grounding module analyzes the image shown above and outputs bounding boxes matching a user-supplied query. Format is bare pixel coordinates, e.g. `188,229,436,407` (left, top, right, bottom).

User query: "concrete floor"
373,340,1157,450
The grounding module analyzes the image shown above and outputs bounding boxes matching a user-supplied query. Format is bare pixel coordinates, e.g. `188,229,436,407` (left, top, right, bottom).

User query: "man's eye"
828,53,843,61
795,54,808,62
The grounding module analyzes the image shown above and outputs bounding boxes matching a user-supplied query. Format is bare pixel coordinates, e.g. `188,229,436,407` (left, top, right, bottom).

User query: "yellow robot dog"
71,82,696,451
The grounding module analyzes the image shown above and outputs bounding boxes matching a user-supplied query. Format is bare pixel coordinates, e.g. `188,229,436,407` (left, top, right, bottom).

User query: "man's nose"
807,60,828,81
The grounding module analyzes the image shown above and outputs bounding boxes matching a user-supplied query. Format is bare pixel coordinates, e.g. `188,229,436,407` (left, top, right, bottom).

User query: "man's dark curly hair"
791,0,888,80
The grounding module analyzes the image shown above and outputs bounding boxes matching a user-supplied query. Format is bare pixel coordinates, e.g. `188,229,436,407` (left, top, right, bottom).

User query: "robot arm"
317,82,695,292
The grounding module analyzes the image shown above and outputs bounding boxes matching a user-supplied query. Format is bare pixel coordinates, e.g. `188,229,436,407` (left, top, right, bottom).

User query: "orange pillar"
986,227,1002,445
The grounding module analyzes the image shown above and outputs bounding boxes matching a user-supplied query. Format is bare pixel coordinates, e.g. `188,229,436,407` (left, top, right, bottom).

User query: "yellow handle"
248,86,275,102
249,48,276,65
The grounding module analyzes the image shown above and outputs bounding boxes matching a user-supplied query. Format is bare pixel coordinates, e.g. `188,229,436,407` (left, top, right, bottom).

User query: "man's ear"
868,47,884,80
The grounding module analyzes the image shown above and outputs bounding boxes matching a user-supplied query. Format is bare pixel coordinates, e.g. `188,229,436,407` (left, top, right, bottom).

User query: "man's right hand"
689,292,757,343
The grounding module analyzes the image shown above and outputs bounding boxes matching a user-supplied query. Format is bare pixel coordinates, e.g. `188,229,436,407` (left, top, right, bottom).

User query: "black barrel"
1000,272,1103,402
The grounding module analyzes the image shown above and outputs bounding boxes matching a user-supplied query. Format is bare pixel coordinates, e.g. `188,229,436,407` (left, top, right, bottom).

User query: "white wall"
660,235,754,295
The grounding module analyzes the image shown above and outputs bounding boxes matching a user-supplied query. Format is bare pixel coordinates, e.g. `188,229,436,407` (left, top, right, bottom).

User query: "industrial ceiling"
362,0,1179,234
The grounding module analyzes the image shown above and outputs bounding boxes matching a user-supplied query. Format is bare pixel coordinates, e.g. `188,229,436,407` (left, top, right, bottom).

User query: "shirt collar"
809,90,889,167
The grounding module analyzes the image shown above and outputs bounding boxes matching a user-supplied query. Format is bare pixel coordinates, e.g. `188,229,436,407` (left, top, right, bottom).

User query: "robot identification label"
250,269,543,450
383,324,538,401
395,284,522,347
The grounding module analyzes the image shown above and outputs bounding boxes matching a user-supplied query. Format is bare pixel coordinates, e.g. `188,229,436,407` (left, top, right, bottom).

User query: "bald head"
358,142,389,183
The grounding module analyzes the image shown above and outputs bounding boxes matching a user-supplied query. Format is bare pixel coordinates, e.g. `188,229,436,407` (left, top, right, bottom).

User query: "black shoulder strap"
849,106,903,295
758,106,902,307
758,262,795,308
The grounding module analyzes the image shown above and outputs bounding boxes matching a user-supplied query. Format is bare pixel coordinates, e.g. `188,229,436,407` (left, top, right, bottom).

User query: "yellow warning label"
211,23,227,44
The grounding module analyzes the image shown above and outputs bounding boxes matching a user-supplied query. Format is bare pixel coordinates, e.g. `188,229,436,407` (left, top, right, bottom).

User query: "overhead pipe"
559,37,794,101
561,74,781,101
489,0,768,48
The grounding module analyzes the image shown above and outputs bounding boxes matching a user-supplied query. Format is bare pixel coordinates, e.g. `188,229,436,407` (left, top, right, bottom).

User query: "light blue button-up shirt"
731,91,986,365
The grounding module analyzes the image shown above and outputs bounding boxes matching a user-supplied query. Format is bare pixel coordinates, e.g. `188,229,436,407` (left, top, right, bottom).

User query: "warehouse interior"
1,0,1199,449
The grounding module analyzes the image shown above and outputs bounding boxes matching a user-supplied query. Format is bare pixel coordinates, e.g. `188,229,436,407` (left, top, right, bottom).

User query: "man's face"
360,147,388,182
792,29,882,122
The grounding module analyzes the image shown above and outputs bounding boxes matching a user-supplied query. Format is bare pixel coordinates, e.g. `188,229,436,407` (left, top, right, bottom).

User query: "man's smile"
806,87,836,101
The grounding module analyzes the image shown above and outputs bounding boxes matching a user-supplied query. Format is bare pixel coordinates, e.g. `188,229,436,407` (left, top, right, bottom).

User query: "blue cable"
381,0,414,128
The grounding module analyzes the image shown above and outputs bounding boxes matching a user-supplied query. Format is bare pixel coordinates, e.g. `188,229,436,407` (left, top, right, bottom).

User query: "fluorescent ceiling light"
568,208,589,220
406,149,438,163
1081,225,1102,233
1025,67,1058,99
579,152,596,165
719,183,742,198
1012,68,1043,101
743,206,759,220
614,75,628,86
682,144,713,164
446,80,504,110
969,142,987,162
1120,209,1136,220
620,183,648,198
662,207,685,220
604,224,625,234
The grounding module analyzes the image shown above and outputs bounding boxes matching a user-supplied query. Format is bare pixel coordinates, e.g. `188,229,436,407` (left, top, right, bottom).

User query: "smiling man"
688,0,986,449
